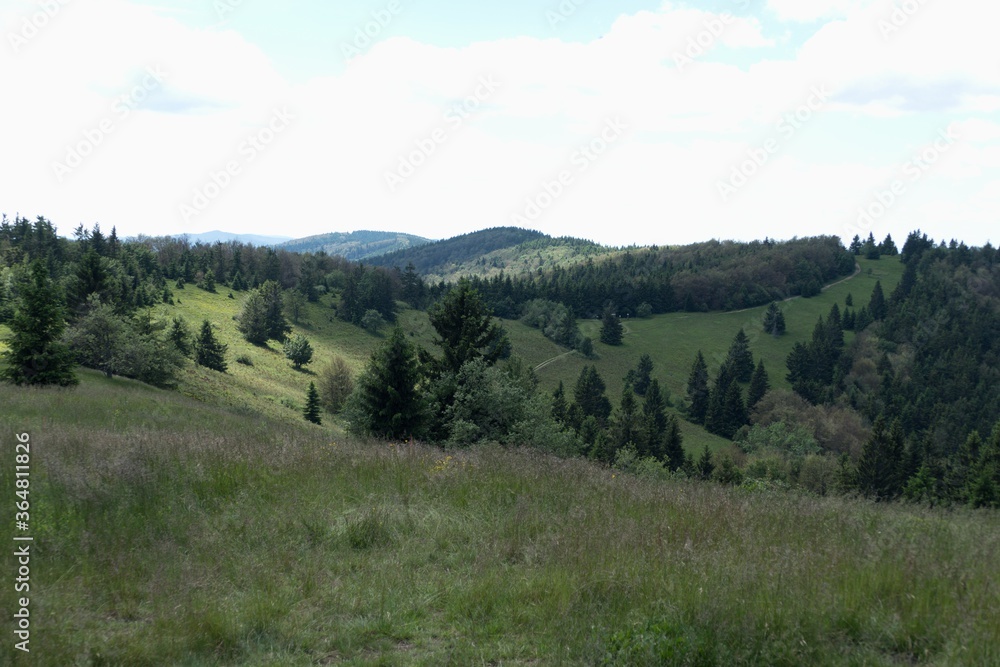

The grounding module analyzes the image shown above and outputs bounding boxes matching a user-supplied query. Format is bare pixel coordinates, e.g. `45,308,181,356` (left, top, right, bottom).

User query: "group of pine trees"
685,330,770,440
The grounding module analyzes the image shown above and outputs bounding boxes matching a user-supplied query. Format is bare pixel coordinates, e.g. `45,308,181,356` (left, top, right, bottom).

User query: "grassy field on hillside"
514,257,905,451
2,372,999,666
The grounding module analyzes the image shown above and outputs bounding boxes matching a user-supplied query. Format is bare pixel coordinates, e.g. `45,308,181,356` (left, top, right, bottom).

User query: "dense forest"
462,235,856,318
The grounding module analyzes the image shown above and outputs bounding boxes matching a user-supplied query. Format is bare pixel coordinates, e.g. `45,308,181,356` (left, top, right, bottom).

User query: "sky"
1,0,997,247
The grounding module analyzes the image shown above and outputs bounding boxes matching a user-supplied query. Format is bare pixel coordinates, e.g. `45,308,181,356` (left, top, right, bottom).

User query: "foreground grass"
2,373,998,665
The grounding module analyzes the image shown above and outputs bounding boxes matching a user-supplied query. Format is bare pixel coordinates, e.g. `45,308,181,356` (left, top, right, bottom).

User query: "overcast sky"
2,0,997,247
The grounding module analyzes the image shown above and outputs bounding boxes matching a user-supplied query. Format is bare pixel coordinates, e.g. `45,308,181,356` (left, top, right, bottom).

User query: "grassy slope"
0,257,904,453
2,372,999,666
509,257,905,452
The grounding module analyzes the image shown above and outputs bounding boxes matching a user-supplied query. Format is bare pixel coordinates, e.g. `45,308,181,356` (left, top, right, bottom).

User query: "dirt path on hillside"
534,350,577,372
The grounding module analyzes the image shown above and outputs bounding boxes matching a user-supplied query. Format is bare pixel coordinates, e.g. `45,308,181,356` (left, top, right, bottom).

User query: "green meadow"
2,371,998,666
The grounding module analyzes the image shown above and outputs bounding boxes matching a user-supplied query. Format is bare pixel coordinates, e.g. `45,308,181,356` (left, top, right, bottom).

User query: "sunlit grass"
1,371,997,665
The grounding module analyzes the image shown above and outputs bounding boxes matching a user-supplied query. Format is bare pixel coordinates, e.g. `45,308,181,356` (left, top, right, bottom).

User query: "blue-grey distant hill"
276,230,434,261
180,231,293,246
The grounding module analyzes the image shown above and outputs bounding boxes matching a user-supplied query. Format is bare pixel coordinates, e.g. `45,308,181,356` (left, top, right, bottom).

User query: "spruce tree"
641,379,668,455
611,387,641,456
551,381,569,426
0,261,78,386
194,320,228,372
168,316,193,357
762,302,786,336
686,351,710,424
747,360,769,413
726,329,754,382
696,445,715,480
868,281,888,321
351,327,424,439
283,334,314,370
303,381,322,425
856,415,905,500
599,305,624,346
721,382,748,439
662,414,685,471
632,353,654,395
573,365,612,425
428,278,509,373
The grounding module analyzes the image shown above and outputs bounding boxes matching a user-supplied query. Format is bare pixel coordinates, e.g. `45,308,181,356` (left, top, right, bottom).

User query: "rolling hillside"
276,230,434,261
367,227,608,282
3,335,999,665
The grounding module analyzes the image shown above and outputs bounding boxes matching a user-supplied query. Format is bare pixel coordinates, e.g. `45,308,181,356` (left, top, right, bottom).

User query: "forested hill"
276,230,433,260
469,235,856,318
367,227,604,279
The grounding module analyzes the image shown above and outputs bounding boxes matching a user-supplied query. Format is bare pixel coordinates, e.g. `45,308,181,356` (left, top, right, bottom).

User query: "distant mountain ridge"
367,227,606,281
180,231,293,246
276,230,434,261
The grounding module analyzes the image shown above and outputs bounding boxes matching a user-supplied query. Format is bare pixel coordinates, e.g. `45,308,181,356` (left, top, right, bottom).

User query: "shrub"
318,356,354,414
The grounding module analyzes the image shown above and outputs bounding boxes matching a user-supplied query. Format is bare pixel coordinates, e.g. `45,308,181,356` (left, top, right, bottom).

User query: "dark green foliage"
283,334,314,370
967,424,1000,508
65,299,184,387
194,320,228,373
786,316,843,405
463,235,853,317
520,298,581,349
868,280,887,321
200,269,216,293
303,382,321,424
285,289,307,324
230,271,247,291
726,328,754,382
849,234,863,255
339,264,396,325
428,278,510,374
718,382,748,440
704,363,735,437
600,305,624,346
856,416,905,500
747,360,769,412
863,232,881,260
686,352,710,424
237,280,290,345
360,309,386,335
573,365,612,426
762,302,786,336
636,302,653,318
609,387,642,459
552,381,568,426
879,233,898,256
632,354,654,396
0,261,78,386
578,337,594,358
349,328,424,440
696,445,714,480
168,316,193,357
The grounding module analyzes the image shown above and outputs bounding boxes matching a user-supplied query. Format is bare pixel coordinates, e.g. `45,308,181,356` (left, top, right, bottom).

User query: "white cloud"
1,0,996,248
